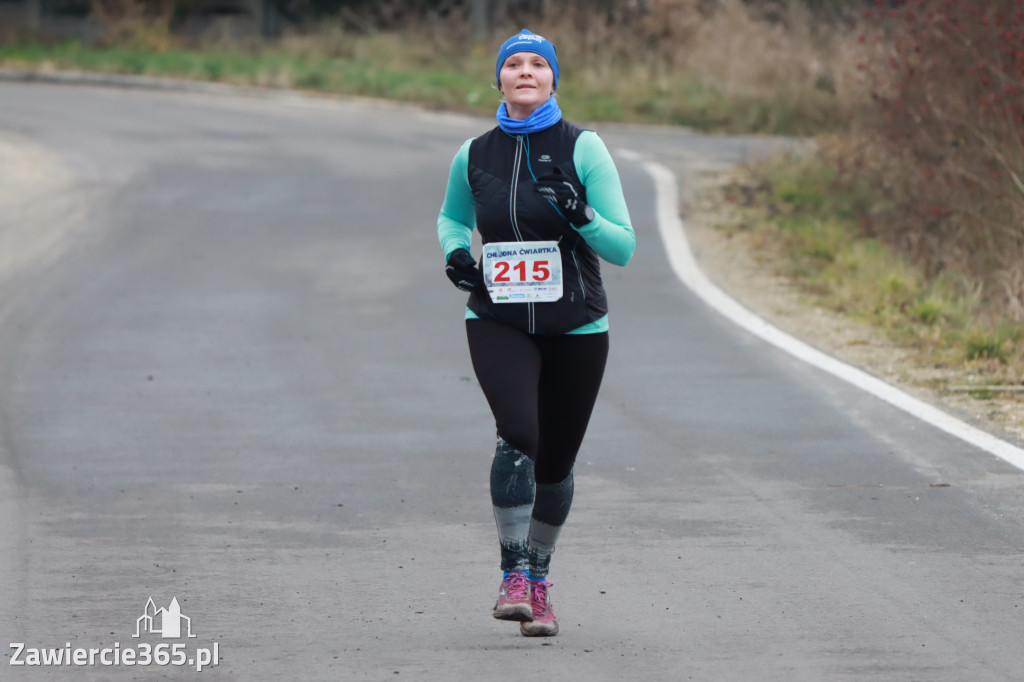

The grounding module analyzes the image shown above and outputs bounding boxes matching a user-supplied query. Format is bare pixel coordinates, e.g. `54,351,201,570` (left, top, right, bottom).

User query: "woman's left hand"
533,167,594,228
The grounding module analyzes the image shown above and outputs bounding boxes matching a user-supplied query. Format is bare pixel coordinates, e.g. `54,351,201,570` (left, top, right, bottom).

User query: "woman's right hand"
445,248,484,293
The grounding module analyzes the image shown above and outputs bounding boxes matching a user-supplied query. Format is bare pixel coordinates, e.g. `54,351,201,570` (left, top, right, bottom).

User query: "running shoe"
493,571,533,621
520,580,558,636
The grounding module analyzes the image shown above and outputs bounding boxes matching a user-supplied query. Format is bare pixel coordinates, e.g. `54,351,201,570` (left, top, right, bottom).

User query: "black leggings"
466,318,609,484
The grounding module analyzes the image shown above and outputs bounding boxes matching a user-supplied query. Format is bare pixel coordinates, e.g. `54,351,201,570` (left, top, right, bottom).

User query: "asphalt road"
0,81,1022,681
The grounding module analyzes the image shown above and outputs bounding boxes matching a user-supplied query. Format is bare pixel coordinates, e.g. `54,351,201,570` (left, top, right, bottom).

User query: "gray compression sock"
527,471,574,578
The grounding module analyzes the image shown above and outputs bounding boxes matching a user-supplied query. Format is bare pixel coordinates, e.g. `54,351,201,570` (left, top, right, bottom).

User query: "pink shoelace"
531,580,552,615
505,572,530,600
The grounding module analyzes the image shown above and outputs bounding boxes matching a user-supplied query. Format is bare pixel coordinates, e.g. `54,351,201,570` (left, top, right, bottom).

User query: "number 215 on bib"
481,241,563,304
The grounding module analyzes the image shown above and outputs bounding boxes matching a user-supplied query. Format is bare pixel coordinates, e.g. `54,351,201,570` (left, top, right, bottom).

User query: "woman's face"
499,51,555,119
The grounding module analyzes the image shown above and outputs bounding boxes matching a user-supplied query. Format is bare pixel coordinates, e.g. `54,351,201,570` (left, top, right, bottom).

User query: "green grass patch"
722,153,1024,376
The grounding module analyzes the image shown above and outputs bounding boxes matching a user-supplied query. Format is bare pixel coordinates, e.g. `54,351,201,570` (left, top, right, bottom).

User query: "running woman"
437,29,635,637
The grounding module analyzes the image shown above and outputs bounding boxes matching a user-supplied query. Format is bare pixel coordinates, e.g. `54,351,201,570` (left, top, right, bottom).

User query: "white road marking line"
637,155,1024,472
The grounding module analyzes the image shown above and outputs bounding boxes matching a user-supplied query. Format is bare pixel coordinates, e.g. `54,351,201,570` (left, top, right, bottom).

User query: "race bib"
481,241,563,303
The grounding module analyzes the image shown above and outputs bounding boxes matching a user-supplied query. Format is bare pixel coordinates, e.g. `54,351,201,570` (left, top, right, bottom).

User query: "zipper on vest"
510,134,535,333
509,135,525,241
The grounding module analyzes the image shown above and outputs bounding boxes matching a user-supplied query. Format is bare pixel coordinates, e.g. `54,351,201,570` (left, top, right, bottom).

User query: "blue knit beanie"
495,29,559,91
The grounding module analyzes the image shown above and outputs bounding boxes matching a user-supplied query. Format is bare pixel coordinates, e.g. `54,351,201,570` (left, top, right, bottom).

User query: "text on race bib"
481,241,563,304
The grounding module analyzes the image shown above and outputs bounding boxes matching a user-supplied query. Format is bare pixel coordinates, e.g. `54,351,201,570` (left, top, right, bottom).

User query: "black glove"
533,166,594,227
445,248,484,293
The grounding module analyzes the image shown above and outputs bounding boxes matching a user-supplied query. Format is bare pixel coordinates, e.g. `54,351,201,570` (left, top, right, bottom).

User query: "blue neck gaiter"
496,96,562,135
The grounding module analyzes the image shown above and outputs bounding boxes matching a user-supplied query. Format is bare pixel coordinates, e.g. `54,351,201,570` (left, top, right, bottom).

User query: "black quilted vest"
466,120,608,334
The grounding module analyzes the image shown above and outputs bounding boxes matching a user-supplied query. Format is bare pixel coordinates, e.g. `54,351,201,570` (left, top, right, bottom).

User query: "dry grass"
498,0,858,131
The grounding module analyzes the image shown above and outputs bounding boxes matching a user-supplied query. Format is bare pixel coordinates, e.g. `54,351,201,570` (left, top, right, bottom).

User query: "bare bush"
89,0,175,49
854,0,1024,320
